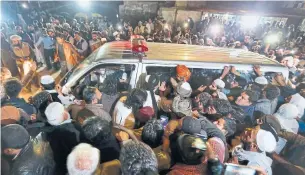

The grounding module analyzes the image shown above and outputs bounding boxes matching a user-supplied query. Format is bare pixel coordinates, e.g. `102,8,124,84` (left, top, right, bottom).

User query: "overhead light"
21,3,28,9
78,0,91,8
116,14,119,18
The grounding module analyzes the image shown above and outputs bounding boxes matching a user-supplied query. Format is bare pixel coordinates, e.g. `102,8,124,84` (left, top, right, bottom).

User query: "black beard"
242,142,251,151
13,43,22,48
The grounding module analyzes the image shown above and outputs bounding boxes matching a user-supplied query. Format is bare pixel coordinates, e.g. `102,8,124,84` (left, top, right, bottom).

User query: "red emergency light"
130,35,148,53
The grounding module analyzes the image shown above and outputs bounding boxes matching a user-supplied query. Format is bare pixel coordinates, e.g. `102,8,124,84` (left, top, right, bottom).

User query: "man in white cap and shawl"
40,75,75,106
274,103,299,134
44,102,85,174
233,127,277,175
287,92,305,119
208,78,228,100
10,34,37,77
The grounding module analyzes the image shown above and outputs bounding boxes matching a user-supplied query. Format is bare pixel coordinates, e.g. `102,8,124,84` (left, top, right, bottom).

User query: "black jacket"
3,97,36,115
10,133,55,175
93,135,121,163
45,121,86,175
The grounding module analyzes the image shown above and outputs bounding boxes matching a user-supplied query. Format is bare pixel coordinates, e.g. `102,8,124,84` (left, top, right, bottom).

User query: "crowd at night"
1,1,305,175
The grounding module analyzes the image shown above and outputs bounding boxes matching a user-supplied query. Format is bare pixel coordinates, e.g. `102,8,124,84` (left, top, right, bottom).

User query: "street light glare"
21,3,28,9
241,16,259,29
78,0,91,8
211,25,220,35
267,34,279,44
183,22,188,28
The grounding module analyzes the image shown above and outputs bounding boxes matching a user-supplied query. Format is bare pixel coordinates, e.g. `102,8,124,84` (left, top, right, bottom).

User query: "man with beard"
232,127,276,175
89,31,102,52
62,24,74,45
1,32,19,77
204,78,227,100
74,31,89,59
77,86,112,123
10,35,38,91
44,102,86,174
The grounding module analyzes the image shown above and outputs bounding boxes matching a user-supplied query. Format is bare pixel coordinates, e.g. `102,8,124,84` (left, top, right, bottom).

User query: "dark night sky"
1,1,123,23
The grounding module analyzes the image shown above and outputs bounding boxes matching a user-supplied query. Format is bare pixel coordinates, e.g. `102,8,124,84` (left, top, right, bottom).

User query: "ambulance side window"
77,64,136,89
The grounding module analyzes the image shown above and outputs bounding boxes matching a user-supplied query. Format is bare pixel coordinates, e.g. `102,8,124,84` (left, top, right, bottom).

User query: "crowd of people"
1,12,305,175
1,14,305,86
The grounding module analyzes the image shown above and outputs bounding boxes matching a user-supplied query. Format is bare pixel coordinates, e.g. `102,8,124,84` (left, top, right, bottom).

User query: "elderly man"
1,124,55,175
44,102,86,174
232,127,277,175
10,35,36,76
67,143,100,175
1,32,19,77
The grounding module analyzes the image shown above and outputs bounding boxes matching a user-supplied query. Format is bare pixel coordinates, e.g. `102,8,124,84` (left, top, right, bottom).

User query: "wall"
160,7,202,28
286,16,304,29
119,1,158,27
159,7,176,26
300,18,305,31
176,10,202,26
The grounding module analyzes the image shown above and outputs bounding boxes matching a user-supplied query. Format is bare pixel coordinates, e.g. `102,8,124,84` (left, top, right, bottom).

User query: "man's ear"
256,119,263,125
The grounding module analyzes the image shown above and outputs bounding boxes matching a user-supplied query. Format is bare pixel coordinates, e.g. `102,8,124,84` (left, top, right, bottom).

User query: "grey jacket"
198,115,227,144
255,98,278,115
85,104,112,122
101,94,118,114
